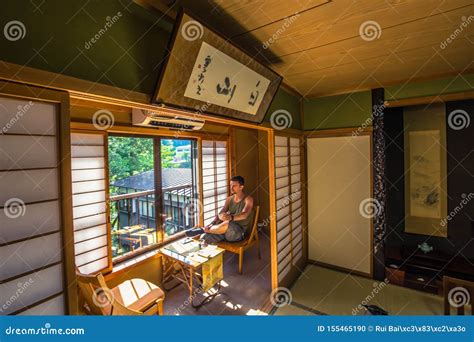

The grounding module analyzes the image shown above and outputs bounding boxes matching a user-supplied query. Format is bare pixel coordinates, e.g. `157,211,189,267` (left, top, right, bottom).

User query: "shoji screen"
202,140,228,226
71,132,111,274
307,134,372,275
274,135,304,285
0,93,72,315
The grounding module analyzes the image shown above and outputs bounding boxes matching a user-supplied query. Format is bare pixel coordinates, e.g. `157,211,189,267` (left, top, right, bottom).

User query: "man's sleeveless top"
228,194,253,232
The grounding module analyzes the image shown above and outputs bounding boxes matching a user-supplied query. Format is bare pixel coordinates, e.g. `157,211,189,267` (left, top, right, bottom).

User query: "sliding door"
71,131,111,274
0,82,75,314
306,133,373,276
273,134,306,287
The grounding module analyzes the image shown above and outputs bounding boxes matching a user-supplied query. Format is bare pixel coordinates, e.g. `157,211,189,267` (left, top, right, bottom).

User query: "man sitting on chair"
186,175,254,244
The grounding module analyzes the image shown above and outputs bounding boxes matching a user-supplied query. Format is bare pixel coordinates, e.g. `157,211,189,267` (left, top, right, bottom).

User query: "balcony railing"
109,184,196,258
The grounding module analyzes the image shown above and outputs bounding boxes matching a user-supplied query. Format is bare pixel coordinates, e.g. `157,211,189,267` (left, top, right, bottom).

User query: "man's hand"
203,226,211,233
220,213,231,221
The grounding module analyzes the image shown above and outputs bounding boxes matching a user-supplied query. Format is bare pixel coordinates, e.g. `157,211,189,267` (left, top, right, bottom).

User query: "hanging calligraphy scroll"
152,11,282,123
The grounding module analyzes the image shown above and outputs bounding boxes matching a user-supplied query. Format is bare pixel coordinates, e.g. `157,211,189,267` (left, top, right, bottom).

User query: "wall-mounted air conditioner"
132,108,205,130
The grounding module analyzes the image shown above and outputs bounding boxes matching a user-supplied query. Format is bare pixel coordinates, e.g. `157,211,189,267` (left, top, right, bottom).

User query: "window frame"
108,133,204,264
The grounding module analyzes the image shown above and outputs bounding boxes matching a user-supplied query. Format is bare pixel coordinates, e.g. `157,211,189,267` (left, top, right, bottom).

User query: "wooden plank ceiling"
160,0,473,98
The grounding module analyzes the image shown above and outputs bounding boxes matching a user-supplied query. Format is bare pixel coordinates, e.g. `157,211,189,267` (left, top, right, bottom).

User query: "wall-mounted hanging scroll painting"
152,11,282,123
403,103,448,237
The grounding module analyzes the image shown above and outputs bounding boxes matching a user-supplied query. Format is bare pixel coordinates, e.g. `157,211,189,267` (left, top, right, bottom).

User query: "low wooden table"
159,237,225,308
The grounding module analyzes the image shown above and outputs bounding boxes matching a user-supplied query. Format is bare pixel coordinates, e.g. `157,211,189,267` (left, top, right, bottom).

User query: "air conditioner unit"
132,108,205,130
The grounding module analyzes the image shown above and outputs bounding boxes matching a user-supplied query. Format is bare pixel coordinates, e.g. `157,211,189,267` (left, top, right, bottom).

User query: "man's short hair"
231,175,245,186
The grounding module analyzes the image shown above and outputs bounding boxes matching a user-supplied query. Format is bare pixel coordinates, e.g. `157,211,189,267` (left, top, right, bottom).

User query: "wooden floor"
163,230,272,315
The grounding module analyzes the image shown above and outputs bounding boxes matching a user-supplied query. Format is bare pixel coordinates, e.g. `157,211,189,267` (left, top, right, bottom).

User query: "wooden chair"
76,270,165,315
443,276,473,315
217,206,260,274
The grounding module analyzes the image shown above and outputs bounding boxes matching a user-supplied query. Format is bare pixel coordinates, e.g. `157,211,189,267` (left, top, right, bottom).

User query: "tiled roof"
112,168,192,192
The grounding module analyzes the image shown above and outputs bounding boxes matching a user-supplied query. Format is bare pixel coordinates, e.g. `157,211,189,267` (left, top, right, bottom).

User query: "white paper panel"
71,133,103,145
0,136,57,170
275,176,289,189
291,156,300,165
0,264,64,315
73,191,106,207
275,167,288,178
0,233,62,281
71,157,104,170
277,216,290,232
72,168,104,182
78,257,108,275
275,157,289,168
278,252,292,272
73,202,106,219
75,246,108,266
276,205,290,221
278,233,291,253
74,224,107,243
278,262,291,281
73,213,107,231
292,199,302,212
290,137,300,146
307,135,371,274
294,249,303,264
72,180,106,194
0,169,58,203
0,97,56,135
292,215,302,228
275,146,288,157
278,241,292,263
71,145,104,157
291,164,301,174
274,136,287,146
75,235,107,255
276,186,290,200
290,147,300,156
277,224,290,242
18,294,65,315
291,173,301,184
0,201,60,244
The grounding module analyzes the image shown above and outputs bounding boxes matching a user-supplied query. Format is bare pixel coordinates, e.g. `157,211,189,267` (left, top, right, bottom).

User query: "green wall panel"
385,74,474,101
264,88,302,130
303,90,372,130
0,0,172,94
